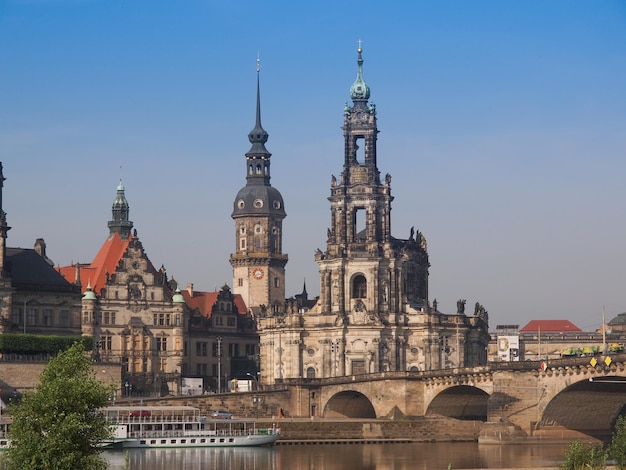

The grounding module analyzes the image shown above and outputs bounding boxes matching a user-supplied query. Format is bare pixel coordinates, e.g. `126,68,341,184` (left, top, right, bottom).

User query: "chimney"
34,238,46,257
186,283,194,297
34,238,54,266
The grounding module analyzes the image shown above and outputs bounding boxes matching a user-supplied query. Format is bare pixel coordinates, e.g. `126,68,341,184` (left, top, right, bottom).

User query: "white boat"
103,405,280,449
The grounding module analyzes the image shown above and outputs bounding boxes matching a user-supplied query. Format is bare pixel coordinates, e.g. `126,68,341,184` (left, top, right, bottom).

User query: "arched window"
306,367,316,379
352,275,367,299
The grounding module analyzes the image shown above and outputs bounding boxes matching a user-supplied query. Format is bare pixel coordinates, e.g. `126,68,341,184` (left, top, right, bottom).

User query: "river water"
103,442,573,469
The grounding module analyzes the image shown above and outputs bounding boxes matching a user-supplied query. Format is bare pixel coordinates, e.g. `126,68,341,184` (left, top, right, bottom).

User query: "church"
232,48,491,385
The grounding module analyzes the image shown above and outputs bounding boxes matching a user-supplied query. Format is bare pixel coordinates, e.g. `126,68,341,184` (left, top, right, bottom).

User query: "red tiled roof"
519,320,582,334
58,232,132,294
180,289,248,319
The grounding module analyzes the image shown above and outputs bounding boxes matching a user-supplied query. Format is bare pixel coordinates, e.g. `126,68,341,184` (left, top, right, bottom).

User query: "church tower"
230,59,287,312
316,45,429,327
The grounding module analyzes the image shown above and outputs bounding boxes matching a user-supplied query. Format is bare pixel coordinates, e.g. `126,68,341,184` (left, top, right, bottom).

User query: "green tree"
2,342,113,470
609,415,626,470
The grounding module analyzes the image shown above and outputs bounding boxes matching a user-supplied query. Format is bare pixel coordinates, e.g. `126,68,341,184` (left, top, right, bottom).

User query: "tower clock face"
252,268,264,280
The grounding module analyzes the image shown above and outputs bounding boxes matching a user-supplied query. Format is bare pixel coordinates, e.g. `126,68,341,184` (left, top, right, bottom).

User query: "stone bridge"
278,354,626,441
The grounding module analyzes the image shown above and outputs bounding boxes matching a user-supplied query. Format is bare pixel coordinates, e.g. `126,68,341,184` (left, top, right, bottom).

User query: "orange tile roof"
58,232,133,294
519,319,582,334
180,289,247,319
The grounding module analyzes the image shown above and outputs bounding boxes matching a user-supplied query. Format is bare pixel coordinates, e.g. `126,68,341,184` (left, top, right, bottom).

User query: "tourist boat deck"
103,405,280,448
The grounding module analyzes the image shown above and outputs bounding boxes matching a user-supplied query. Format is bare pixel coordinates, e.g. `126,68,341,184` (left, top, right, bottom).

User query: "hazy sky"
1,1,624,331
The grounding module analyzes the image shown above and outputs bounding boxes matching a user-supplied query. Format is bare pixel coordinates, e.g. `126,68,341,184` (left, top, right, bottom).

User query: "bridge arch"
538,375,626,441
427,385,490,421
323,390,377,418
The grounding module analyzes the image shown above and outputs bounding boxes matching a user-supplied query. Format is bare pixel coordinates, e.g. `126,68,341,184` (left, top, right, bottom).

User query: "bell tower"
230,59,287,312
316,45,429,326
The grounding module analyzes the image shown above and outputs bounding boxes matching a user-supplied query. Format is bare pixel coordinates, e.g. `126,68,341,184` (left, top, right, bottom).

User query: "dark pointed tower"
0,163,10,277
230,58,287,311
107,180,133,240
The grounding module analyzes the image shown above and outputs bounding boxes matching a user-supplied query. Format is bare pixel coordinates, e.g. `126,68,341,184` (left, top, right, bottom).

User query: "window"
27,308,37,326
212,342,218,357
245,344,256,356
83,311,90,325
196,342,208,356
352,275,367,298
238,278,243,287
175,314,180,326
227,317,235,327
215,316,223,326
157,337,167,352
228,343,239,358
11,307,22,326
60,310,69,326
101,335,112,351
165,314,171,326
103,312,116,325
43,309,52,326
274,277,280,288
306,367,316,379
240,238,246,250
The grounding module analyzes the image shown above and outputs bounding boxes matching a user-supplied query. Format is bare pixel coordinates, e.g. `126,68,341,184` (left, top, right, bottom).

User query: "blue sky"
1,1,625,330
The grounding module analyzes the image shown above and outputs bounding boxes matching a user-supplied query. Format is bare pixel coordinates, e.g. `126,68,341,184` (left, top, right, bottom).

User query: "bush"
609,415,626,470
560,440,606,470
0,334,92,355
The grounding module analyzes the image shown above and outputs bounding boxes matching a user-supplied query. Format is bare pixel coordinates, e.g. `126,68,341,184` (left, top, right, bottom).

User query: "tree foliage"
609,415,626,470
2,342,113,470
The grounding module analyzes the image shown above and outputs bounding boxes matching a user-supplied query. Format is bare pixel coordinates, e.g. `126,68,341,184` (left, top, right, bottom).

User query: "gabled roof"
180,289,247,319
519,319,582,334
6,248,77,290
58,232,133,294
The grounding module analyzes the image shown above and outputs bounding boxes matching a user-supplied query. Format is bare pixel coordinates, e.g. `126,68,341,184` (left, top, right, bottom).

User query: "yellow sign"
605,356,612,367
590,357,597,367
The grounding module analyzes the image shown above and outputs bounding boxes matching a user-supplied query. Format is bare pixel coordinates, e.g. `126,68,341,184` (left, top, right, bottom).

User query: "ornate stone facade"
256,48,490,384
59,182,185,395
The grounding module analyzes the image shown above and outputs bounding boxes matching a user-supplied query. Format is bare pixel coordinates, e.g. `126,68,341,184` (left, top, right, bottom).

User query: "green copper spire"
349,42,370,102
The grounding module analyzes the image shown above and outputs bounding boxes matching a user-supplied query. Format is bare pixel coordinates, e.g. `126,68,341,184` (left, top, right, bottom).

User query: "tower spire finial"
350,41,370,102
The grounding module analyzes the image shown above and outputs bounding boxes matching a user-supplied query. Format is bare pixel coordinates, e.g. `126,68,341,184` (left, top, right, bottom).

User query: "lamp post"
247,372,260,419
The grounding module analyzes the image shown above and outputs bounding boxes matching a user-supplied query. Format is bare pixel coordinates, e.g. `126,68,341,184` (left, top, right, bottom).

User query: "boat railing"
125,427,279,439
